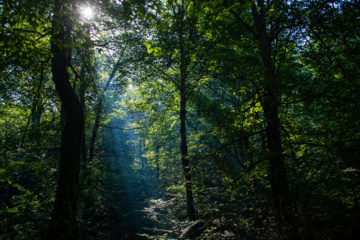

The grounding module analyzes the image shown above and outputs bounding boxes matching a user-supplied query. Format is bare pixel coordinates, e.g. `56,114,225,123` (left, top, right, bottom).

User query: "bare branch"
94,38,138,47
98,124,145,130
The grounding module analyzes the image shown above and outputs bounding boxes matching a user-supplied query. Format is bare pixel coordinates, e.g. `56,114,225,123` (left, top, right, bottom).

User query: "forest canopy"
1,0,360,239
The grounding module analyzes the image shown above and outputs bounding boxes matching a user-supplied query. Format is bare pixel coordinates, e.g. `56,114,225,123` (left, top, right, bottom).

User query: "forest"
1,0,360,239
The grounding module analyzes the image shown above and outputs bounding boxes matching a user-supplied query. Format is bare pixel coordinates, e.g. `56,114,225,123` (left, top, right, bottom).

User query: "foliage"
1,0,360,239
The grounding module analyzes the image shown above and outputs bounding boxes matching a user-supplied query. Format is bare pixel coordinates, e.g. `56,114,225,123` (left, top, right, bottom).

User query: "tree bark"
180,87,196,221
47,1,84,239
251,0,289,224
179,11,197,220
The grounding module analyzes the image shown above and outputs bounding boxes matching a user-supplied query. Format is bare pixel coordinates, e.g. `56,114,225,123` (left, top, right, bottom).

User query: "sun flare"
80,6,94,20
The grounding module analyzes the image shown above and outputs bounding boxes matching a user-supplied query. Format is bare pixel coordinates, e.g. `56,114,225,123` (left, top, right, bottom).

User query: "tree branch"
229,9,258,39
98,124,145,130
195,129,266,166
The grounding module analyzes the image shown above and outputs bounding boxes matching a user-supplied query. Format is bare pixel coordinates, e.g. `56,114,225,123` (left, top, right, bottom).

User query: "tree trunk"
47,1,84,239
180,87,196,221
179,13,197,220
251,0,289,224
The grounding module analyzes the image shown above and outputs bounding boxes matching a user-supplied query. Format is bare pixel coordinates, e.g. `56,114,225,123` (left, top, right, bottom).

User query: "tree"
248,0,289,224
47,0,84,239
189,0,294,227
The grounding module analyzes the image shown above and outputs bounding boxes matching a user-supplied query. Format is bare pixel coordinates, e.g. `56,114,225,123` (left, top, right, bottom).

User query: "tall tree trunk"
47,1,84,239
179,13,197,220
251,0,289,224
180,86,196,221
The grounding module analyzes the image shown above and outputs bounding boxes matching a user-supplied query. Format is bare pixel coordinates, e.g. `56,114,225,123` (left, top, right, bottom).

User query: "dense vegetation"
1,0,359,239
